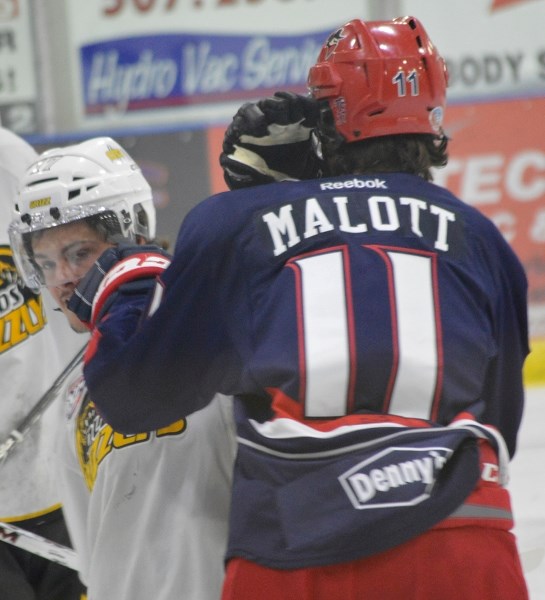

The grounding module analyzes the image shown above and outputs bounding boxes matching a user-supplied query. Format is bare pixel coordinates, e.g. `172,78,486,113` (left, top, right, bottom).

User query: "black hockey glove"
68,243,171,328
220,91,322,190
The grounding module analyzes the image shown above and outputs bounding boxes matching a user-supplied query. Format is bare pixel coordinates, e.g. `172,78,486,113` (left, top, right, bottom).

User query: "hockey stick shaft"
0,344,87,461
0,521,79,570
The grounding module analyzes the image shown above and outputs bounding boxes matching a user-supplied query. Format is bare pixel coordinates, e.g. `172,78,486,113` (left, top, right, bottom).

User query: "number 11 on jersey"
288,245,442,421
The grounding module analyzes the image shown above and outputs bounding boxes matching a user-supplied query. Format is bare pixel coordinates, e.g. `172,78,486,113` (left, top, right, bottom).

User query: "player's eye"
65,244,98,267
37,259,55,272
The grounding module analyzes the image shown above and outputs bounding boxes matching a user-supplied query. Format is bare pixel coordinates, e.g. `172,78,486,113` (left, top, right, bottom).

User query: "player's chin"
65,309,88,334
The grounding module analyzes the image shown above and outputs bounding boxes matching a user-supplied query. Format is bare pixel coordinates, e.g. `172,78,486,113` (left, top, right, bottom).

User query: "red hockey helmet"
308,16,448,144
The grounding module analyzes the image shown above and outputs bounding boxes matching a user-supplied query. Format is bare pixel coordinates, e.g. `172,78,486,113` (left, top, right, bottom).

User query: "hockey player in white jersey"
0,127,85,598
9,137,236,600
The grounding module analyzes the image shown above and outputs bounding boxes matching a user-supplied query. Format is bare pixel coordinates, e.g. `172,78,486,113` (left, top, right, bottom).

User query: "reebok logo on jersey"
339,446,452,510
319,178,387,191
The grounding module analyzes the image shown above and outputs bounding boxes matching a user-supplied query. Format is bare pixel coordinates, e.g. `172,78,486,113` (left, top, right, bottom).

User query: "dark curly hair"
321,133,449,182
314,96,449,181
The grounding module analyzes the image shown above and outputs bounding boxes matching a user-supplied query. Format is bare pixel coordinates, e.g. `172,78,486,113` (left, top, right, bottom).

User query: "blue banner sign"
81,31,329,114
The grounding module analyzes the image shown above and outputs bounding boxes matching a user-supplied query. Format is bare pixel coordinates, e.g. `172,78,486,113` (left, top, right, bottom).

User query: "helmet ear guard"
308,16,448,145
315,99,346,153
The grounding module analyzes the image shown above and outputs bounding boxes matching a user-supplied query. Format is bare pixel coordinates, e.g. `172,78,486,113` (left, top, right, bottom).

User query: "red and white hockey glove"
220,91,322,190
67,244,171,329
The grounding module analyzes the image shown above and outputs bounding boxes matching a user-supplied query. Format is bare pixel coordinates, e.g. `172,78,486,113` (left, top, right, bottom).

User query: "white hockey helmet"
9,136,156,291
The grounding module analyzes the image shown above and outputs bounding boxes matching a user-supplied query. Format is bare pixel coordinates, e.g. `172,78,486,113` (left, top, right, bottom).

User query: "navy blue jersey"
85,172,529,566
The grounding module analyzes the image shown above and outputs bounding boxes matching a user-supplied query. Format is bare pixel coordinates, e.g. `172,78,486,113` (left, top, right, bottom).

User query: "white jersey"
57,360,236,600
0,127,84,519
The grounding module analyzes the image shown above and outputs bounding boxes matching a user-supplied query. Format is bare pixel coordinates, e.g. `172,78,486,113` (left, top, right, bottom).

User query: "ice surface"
510,386,545,599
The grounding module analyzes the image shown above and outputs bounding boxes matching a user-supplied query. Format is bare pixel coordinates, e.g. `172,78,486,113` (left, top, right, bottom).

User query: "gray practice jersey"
57,360,236,600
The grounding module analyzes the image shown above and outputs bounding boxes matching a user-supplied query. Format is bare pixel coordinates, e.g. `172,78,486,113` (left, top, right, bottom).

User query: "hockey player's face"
31,221,114,332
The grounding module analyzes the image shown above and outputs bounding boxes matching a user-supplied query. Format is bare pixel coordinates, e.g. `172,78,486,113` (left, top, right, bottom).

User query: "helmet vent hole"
134,203,149,234
415,36,423,48
68,189,81,200
27,177,57,187
408,18,417,30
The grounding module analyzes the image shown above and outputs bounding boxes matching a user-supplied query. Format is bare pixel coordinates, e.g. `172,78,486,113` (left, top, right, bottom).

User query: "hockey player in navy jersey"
16,16,530,599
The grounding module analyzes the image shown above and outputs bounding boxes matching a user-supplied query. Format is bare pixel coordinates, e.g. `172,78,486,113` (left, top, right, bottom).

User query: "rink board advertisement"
436,98,545,317
439,97,545,381
399,0,545,102
0,0,38,133
57,0,370,131
80,30,328,114
53,0,545,131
